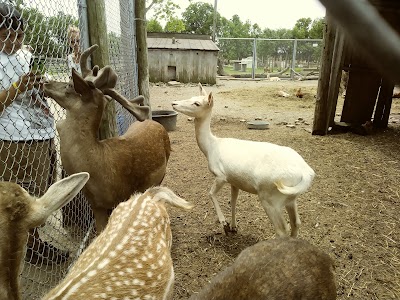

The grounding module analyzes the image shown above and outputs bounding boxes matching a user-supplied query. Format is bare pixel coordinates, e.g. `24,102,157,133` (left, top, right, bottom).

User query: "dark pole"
212,0,218,41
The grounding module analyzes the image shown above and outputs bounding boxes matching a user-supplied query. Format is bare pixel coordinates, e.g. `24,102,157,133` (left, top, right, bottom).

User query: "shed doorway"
168,66,176,81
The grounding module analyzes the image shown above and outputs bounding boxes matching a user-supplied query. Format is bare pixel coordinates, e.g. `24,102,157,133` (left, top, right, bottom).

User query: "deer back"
44,187,179,300
190,238,336,300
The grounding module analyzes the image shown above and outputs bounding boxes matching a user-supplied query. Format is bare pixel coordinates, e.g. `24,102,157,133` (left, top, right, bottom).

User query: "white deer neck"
194,114,217,158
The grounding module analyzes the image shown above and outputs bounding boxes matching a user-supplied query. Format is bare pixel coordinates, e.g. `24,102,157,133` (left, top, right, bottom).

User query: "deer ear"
208,92,213,107
72,68,91,97
199,83,207,96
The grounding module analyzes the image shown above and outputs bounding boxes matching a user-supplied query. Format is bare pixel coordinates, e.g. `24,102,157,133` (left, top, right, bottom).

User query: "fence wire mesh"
0,0,138,298
217,38,323,80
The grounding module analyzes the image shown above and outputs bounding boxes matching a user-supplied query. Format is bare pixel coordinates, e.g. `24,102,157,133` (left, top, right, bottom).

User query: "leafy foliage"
181,2,216,35
146,0,180,21
164,17,185,33
147,18,163,32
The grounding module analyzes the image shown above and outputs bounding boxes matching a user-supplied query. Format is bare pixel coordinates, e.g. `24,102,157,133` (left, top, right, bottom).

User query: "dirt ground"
150,78,400,300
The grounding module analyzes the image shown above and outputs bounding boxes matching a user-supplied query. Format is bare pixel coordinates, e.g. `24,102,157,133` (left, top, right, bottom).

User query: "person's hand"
14,72,44,93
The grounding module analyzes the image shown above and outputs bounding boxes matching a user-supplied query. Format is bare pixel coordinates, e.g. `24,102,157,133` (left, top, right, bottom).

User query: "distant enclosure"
217,38,323,80
147,32,219,84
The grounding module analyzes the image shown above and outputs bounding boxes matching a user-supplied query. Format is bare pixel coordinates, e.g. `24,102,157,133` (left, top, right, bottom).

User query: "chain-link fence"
0,0,138,298
217,37,323,80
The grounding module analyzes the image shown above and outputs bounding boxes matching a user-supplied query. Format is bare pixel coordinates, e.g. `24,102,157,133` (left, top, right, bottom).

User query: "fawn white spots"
132,279,145,286
42,187,193,299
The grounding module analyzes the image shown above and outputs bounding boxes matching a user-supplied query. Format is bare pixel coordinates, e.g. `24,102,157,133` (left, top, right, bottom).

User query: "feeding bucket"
152,110,178,131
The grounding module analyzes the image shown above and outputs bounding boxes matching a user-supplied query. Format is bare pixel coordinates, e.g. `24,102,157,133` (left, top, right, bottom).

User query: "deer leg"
92,207,110,234
209,177,229,234
285,197,301,238
230,185,239,233
259,192,289,237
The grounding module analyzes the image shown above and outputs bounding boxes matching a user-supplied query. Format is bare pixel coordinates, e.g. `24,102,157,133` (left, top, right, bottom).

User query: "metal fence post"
291,39,298,80
252,38,257,79
78,0,90,52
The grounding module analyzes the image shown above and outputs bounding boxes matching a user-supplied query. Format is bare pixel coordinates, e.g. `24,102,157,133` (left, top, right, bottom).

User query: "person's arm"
0,82,19,113
0,73,43,113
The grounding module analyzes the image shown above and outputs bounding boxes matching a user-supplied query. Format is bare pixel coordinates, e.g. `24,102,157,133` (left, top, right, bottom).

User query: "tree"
182,2,215,35
292,17,312,39
147,18,163,32
309,17,325,39
164,17,185,33
218,15,253,60
47,11,78,57
145,0,180,22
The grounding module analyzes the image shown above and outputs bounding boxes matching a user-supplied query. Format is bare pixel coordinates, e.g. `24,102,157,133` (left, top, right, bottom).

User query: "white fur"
172,84,315,237
277,90,290,97
269,77,281,81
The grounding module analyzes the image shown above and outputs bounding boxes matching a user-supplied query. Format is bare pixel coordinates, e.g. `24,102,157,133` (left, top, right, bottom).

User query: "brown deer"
44,45,171,233
43,186,193,299
189,238,337,300
0,173,89,300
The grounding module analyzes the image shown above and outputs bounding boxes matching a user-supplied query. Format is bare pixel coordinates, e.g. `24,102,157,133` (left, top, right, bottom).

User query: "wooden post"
86,0,117,139
135,0,151,117
312,14,336,135
327,28,345,127
373,79,394,128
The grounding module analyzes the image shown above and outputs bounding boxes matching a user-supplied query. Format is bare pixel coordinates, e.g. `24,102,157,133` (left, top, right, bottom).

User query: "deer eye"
194,102,200,107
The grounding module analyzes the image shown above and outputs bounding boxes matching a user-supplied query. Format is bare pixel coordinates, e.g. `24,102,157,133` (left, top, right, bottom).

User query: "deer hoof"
223,222,231,235
230,226,238,234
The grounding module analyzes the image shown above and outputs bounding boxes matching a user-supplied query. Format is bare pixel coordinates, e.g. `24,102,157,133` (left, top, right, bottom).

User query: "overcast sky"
160,0,326,30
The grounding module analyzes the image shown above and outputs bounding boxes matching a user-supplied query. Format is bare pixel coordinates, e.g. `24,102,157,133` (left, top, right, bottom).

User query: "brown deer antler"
80,44,117,90
104,88,150,121
79,45,149,120
80,44,98,78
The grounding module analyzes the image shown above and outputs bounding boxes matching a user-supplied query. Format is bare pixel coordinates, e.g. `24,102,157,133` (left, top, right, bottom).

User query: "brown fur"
0,174,89,300
0,183,30,300
44,66,171,233
189,238,337,300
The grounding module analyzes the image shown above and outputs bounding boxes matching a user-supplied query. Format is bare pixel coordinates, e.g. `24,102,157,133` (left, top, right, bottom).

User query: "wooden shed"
313,0,400,135
147,32,219,84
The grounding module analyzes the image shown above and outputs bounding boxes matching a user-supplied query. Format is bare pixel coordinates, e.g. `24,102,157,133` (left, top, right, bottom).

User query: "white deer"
43,186,193,299
172,84,315,237
0,172,89,300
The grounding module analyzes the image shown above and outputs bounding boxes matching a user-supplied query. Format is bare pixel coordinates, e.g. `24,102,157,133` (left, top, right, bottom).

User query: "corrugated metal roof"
147,37,219,51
